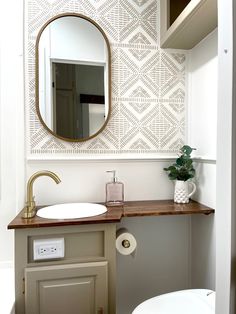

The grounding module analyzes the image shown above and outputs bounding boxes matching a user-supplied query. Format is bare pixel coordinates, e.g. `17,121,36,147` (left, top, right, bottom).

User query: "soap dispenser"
106,170,124,206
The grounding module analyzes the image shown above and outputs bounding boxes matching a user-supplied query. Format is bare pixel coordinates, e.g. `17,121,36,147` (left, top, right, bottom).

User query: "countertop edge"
8,200,214,230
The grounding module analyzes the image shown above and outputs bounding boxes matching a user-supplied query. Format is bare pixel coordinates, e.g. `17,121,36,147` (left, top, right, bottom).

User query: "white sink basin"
36,203,107,219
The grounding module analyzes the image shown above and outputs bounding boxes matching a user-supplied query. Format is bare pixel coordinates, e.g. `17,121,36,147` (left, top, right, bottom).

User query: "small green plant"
164,145,196,181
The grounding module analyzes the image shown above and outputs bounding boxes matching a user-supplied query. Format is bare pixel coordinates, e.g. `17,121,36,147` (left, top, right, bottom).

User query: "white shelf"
160,0,217,49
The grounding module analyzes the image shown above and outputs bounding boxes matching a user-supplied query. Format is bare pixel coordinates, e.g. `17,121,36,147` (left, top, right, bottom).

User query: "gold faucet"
22,170,61,219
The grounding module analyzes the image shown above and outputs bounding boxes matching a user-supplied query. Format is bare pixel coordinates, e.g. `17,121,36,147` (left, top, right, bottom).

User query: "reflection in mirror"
36,14,111,141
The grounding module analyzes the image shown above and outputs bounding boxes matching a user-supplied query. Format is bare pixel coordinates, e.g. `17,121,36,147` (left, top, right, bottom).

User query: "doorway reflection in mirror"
37,14,110,141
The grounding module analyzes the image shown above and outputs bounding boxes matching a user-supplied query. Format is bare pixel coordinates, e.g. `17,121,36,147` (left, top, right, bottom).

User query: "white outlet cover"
33,238,64,260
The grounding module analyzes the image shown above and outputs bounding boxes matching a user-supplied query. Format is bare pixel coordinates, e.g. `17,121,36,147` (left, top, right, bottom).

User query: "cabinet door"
25,261,108,314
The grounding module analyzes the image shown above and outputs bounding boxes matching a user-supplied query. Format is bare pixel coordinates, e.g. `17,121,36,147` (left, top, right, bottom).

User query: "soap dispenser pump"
106,170,124,206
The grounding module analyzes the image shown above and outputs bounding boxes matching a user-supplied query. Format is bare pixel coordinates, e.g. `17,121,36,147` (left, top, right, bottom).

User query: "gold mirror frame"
35,13,111,142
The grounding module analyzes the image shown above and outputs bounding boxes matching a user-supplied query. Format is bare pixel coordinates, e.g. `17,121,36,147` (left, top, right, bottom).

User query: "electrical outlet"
33,238,64,260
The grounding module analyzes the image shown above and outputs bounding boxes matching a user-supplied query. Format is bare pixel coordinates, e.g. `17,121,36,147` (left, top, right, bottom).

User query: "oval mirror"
36,13,111,142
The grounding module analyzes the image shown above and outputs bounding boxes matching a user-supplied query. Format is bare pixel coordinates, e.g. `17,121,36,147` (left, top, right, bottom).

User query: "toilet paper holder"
116,229,137,255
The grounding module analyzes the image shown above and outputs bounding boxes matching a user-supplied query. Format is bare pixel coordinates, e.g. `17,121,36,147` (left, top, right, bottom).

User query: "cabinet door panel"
39,276,95,314
25,262,107,314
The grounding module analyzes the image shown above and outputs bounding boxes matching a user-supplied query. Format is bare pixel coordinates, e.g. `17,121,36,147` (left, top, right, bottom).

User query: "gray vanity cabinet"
25,261,108,314
15,224,116,314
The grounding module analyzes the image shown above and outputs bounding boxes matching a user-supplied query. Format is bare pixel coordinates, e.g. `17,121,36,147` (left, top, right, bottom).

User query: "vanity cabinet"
14,224,116,314
25,262,107,314
9,200,214,314
160,0,217,49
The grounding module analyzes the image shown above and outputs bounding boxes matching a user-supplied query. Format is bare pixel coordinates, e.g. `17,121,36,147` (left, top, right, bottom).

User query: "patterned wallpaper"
25,0,186,157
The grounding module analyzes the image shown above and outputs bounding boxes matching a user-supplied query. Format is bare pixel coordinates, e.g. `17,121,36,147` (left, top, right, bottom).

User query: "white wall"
188,28,217,208
188,29,218,160
188,29,218,290
0,0,25,263
216,0,235,312
26,160,174,205
0,1,25,313
231,2,236,312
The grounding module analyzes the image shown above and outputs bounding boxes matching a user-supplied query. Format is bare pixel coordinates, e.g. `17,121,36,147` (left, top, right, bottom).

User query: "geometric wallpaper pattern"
25,0,186,156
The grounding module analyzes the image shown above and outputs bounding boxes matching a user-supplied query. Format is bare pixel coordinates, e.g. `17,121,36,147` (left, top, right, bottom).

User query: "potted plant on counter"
164,145,196,203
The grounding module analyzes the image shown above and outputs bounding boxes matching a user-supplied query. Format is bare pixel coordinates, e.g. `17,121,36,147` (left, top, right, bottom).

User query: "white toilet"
132,289,215,314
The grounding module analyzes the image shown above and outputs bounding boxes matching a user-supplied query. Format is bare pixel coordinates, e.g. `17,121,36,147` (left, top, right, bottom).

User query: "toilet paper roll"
116,229,137,255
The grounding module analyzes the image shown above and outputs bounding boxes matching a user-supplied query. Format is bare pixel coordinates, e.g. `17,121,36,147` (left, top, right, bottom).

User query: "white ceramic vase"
174,180,196,203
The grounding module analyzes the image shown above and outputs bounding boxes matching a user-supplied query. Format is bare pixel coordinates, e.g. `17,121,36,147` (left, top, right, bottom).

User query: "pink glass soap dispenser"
106,170,124,206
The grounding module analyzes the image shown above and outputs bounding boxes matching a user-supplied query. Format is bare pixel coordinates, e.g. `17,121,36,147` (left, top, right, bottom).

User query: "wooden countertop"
8,200,214,230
